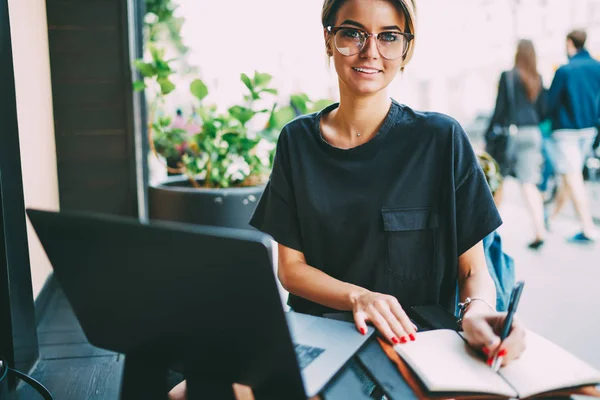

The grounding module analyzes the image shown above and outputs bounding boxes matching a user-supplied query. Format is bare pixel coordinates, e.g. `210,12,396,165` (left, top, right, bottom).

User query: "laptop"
26,208,374,398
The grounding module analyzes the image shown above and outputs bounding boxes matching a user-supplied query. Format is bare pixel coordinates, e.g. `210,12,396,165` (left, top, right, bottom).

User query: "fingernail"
498,348,507,357
409,333,416,341
482,347,490,355
400,336,408,343
360,328,366,335
391,337,399,344
487,357,494,366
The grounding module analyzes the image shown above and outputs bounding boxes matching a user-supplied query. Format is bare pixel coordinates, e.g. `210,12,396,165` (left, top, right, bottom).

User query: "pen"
491,281,525,372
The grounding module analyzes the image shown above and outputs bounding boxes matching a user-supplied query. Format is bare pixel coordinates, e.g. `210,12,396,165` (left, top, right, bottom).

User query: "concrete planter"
149,176,265,230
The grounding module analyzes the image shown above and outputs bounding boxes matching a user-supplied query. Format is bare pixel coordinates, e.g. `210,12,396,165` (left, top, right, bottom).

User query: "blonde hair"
321,0,417,68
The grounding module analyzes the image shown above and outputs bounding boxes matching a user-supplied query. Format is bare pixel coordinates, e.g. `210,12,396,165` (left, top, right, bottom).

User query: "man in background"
545,29,600,243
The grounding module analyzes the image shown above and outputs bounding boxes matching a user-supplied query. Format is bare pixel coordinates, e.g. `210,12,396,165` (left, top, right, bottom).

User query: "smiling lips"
352,67,382,75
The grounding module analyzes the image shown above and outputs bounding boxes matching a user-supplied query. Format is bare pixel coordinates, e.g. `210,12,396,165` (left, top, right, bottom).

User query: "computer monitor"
26,208,306,400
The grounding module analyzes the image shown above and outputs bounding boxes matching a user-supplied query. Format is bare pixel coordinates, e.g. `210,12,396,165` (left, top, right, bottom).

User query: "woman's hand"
461,310,527,367
350,291,417,344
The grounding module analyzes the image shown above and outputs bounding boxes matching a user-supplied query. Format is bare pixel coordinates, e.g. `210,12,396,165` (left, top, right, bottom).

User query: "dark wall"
46,0,146,217
0,0,39,376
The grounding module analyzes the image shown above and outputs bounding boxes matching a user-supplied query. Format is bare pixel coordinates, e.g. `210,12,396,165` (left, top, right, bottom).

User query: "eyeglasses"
326,26,414,60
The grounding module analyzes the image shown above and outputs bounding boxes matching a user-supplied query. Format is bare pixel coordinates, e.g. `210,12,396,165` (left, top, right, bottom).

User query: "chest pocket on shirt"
382,207,438,281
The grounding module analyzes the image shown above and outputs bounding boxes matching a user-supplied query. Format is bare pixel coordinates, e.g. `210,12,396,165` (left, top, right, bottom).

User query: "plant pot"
148,176,265,230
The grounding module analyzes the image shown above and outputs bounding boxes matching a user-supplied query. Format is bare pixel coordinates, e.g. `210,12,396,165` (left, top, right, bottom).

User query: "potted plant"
134,47,331,229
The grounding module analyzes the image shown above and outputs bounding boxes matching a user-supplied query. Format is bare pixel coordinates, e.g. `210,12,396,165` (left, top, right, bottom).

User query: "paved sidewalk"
498,179,600,370
544,180,600,223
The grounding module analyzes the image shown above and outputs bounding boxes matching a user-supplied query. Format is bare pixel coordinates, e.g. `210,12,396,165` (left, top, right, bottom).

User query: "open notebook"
393,329,600,399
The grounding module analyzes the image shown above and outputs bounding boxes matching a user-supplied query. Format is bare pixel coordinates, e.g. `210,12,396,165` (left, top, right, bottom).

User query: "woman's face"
327,0,407,97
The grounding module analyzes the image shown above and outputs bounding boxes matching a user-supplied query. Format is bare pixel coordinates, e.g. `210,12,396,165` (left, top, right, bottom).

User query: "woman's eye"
343,29,362,39
380,32,399,42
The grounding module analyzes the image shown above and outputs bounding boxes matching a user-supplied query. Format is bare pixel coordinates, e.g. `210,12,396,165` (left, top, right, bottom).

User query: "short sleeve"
454,126,503,256
249,131,303,252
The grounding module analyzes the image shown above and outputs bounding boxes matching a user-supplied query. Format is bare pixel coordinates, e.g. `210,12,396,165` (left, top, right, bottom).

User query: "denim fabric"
455,231,515,315
483,231,515,312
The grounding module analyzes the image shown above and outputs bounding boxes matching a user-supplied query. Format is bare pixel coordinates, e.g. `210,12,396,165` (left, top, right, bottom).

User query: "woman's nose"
360,34,379,59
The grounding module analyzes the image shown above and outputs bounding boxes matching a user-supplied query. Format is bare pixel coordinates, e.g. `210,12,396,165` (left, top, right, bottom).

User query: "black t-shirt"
250,100,502,316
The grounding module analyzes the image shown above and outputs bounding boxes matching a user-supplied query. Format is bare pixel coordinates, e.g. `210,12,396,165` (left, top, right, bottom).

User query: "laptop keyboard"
294,343,325,370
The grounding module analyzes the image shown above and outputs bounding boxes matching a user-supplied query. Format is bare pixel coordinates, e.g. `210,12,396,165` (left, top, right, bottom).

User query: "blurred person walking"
486,39,548,250
545,29,600,243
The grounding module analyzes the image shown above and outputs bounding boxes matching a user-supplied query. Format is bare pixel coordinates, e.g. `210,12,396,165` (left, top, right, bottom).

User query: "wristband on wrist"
456,297,495,330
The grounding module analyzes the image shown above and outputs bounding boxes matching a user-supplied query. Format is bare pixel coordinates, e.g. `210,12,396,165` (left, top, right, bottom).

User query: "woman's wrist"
347,287,371,309
457,297,496,330
462,298,496,318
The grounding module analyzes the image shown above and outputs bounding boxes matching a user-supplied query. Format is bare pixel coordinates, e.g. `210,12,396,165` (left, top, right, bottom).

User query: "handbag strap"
505,69,518,134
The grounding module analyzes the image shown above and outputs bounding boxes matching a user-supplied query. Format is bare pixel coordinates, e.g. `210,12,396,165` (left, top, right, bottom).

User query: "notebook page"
499,330,600,399
394,330,517,397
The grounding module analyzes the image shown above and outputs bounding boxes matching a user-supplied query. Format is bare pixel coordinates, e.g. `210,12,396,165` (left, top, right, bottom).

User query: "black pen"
491,281,525,372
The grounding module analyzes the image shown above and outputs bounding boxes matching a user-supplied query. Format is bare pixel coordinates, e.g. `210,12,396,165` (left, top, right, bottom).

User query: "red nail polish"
360,328,366,335
391,337,399,344
409,333,416,341
482,347,490,355
487,358,494,366
498,349,508,357
400,336,408,343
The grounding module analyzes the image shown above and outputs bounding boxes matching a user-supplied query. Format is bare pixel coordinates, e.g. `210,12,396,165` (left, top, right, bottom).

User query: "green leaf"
159,116,172,127
157,77,176,95
254,72,272,87
155,60,172,78
222,131,240,144
202,121,218,139
190,79,209,101
134,60,156,78
290,93,310,114
310,99,334,113
266,103,278,128
149,45,165,62
132,80,146,91
273,106,297,129
168,128,187,139
240,137,260,151
228,106,255,126
240,73,253,91
262,88,278,95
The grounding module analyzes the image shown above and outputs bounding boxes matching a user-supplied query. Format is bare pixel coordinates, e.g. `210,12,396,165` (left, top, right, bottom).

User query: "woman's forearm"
459,269,497,314
279,261,370,311
458,241,497,315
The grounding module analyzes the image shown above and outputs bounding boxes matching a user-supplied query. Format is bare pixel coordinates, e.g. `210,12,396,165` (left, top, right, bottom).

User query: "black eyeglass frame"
326,25,414,60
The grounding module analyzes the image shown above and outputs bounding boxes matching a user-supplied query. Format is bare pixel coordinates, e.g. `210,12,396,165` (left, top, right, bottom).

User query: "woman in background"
486,39,548,250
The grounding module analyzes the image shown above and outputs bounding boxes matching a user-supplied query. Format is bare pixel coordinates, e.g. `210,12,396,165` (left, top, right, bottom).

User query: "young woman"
486,40,548,249
169,1,527,398
252,0,525,366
